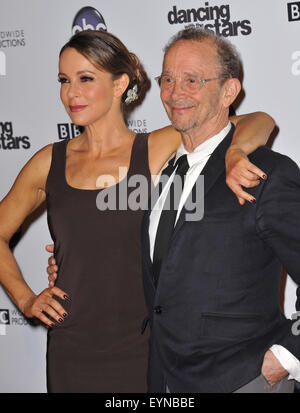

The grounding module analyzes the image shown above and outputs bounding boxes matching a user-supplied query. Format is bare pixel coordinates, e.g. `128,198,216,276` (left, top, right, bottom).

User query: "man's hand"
225,145,267,205
45,244,58,288
261,350,288,387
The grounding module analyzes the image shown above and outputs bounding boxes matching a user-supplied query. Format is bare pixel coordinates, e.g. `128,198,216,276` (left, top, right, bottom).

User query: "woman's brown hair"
60,30,150,117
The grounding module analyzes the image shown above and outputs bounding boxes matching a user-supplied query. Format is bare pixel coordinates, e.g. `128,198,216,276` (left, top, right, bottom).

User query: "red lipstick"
69,105,87,112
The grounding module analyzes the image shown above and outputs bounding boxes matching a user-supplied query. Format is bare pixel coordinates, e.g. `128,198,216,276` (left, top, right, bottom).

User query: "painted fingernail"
63,294,69,300
262,174,267,180
63,313,68,318
251,198,256,203
58,318,63,323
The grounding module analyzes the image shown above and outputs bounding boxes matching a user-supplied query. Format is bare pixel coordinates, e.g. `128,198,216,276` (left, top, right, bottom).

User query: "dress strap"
45,139,69,194
127,133,151,183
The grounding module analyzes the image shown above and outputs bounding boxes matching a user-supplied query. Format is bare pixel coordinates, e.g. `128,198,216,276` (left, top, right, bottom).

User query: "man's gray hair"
164,28,241,80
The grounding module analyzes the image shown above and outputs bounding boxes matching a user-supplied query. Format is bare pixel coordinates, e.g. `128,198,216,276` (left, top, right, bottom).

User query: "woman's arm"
229,112,274,154
227,111,275,204
0,145,68,327
149,111,275,203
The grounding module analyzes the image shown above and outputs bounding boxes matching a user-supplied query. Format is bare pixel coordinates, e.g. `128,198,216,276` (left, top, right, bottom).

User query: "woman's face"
58,47,117,126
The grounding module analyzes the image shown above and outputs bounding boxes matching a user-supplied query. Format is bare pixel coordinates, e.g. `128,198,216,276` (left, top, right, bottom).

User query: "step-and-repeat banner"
0,0,299,392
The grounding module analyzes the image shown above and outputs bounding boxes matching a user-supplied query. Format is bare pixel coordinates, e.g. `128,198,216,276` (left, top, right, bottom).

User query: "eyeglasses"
155,73,228,93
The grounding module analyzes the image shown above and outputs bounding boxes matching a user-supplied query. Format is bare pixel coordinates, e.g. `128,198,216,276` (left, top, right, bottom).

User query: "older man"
141,28,300,393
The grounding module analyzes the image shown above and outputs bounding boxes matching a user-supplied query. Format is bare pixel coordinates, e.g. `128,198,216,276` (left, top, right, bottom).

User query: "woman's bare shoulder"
28,143,53,171
149,125,181,149
15,143,55,190
148,126,181,175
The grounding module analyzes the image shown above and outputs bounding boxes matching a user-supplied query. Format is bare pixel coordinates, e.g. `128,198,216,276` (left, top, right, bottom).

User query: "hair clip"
124,84,138,105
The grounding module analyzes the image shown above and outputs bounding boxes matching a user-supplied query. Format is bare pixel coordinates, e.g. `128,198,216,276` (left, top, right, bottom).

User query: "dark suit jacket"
141,124,300,393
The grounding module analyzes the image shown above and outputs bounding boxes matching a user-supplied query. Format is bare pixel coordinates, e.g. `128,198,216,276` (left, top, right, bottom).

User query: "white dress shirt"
149,122,300,382
150,122,232,260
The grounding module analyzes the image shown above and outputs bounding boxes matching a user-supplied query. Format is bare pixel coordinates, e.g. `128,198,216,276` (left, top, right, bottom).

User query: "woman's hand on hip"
46,244,58,287
22,286,69,327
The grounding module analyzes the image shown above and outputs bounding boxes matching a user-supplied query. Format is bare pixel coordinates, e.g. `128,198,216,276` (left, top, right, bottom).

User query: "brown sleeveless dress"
45,133,151,393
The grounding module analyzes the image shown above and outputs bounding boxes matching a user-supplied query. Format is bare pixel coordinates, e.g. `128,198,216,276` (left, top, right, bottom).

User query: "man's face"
160,39,225,135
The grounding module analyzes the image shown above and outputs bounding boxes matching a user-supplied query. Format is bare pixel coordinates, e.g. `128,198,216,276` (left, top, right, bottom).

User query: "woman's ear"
221,78,241,108
113,73,130,99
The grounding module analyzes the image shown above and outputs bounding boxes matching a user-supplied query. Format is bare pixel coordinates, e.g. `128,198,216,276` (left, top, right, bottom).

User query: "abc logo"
72,7,107,34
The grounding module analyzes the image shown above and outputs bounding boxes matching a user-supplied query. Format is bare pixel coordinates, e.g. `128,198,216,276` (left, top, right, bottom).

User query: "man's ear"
221,78,241,108
114,73,130,99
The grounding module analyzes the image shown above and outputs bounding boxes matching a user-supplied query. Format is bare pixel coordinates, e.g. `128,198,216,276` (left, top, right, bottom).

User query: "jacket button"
154,306,162,314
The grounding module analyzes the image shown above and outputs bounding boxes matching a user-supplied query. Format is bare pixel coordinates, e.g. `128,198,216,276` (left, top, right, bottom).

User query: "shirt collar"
175,121,231,167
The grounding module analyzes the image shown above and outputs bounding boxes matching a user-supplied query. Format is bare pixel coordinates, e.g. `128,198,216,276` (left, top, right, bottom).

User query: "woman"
0,30,274,392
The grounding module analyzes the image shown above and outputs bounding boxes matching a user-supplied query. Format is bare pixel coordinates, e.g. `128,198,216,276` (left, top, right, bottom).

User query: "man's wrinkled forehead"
162,39,219,74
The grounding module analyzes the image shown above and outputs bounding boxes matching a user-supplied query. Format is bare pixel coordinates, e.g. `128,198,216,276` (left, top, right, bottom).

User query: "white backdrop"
0,0,299,392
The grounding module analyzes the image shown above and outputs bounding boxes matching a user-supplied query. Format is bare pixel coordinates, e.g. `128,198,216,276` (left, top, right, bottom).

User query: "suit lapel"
172,124,235,238
143,123,235,286
143,156,176,226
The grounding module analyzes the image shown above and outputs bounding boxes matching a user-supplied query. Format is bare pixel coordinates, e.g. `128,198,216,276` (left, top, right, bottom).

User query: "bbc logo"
0,309,10,336
57,123,83,140
288,2,300,21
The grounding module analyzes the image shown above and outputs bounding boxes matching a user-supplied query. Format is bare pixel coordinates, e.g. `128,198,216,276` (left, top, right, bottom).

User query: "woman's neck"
78,112,134,156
